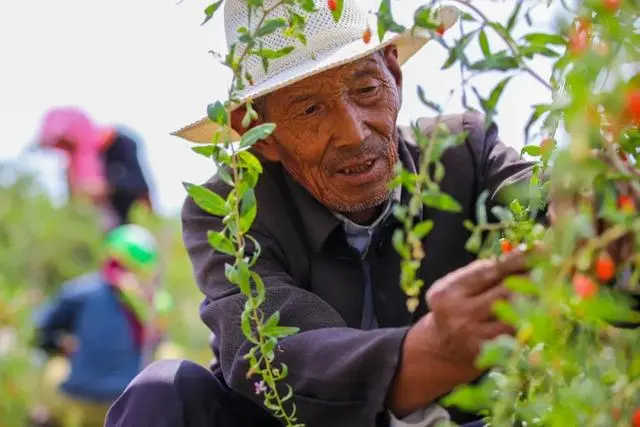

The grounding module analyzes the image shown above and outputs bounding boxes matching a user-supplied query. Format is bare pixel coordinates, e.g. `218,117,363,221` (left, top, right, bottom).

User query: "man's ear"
230,106,281,162
382,45,403,98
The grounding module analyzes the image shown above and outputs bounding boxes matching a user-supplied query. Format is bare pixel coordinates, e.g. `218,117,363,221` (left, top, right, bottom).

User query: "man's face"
257,48,402,214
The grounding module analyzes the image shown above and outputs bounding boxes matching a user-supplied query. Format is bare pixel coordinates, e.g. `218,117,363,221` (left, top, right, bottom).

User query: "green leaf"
236,261,251,295
392,229,410,258
524,103,552,142
239,123,276,149
490,205,514,223
207,230,235,256
264,311,280,330
238,150,263,174
192,145,217,157
506,0,523,32
255,18,287,37
183,182,227,216
413,220,434,239
521,145,542,157
492,300,519,325
298,0,315,12
202,0,223,26
523,32,566,46
442,31,476,70
478,77,511,125
207,101,227,126
477,335,517,368
465,230,482,253
417,86,442,113
377,0,405,41
265,325,300,338
239,188,257,233
240,306,254,341
479,29,491,58
330,0,344,23
414,6,437,30
468,54,519,72
255,46,295,59
251,271,266,306
476,190,489,225
504,275,539,295
422,190,462,213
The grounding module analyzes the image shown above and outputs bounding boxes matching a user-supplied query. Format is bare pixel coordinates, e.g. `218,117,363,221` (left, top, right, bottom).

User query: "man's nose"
331,102,370,148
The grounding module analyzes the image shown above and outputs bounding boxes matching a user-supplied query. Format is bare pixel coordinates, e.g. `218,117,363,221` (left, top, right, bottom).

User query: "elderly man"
106,1,534,426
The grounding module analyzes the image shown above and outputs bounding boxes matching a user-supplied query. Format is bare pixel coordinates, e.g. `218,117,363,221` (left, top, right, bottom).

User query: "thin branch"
449,0,554,91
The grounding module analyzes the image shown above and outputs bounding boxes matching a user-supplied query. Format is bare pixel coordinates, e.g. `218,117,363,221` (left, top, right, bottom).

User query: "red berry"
436,24,446,36
500,238,513,254
625,89,640,124
573,273,598,299
362,27,371,44
633,408,640,427
595,252,615,282
602,0,621,11
618,194,635,214
327,0,337,11
568,18,591,56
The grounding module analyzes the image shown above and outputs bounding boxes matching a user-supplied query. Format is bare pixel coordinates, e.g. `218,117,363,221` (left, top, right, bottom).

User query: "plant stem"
449,0,553,91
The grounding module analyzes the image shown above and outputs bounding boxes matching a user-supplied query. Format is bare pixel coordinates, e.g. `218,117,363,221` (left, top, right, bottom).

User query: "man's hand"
56,333,78,356
389,251,528,417
424,251,527,365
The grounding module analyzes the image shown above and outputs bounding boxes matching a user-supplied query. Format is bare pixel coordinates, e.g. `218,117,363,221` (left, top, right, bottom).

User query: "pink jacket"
38,107,112,194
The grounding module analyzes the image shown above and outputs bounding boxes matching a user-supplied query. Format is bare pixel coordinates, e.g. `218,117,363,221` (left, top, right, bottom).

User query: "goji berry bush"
194,0,640,425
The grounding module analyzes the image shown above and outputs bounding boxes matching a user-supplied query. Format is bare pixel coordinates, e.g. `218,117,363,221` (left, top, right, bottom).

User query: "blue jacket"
35,273,143,403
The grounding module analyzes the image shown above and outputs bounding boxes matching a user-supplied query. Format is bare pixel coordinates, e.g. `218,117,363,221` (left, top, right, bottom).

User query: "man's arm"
183,182,525,426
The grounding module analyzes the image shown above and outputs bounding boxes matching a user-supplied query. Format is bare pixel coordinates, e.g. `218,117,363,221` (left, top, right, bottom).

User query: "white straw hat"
174,0,459,144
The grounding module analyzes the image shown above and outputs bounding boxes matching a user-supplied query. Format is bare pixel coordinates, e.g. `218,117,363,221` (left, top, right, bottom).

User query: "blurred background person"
36,107,154,231
30,224,171,427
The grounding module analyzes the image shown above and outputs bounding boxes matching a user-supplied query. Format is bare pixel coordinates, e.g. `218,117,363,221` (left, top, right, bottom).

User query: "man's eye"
357,86,378,95
301,105,319,116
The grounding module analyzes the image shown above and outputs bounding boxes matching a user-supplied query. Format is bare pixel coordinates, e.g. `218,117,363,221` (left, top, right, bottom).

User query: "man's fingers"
459,250,528,296
470,284,512,321
477,321,516,341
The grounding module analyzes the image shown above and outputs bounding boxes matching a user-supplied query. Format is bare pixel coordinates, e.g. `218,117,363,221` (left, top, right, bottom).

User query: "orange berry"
595,252,615,282
573,273,598,299
436,24,446,36
602,0,621,11
611,406,621,421
362,27,371,44
633,408,640,427
500,238,513,254
625,89,640,124
327,0,337,11
618,194,635,214
540,137,555,154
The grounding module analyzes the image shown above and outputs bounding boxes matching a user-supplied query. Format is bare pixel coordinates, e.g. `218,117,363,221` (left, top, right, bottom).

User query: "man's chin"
327,191,391,214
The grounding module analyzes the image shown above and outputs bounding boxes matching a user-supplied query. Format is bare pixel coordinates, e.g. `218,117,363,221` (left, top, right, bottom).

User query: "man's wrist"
389,314,480,418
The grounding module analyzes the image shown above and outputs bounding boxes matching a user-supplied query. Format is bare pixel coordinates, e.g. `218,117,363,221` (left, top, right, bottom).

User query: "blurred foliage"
0,163,210,425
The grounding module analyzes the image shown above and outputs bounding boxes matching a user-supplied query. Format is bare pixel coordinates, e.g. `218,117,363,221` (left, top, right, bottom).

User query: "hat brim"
173,5,459,144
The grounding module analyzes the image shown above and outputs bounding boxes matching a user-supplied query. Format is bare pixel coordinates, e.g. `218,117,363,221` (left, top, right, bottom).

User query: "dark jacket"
181,112,535,426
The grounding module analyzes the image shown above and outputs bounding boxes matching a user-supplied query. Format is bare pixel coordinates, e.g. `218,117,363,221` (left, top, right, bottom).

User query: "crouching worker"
32,224,170,427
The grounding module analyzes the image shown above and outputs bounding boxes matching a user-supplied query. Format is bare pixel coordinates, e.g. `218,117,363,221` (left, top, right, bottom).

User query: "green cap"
105,224,159,274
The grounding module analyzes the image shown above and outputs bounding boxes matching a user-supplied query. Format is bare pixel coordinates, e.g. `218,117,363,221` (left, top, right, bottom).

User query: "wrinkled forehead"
261,50,386,105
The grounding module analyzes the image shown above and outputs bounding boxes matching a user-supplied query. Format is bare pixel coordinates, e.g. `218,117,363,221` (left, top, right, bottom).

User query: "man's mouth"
337,159,376,175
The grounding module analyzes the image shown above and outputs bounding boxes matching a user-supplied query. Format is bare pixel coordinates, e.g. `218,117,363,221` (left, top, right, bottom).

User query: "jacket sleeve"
461,111,536,207
33,282,85,354
182,190,408,427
